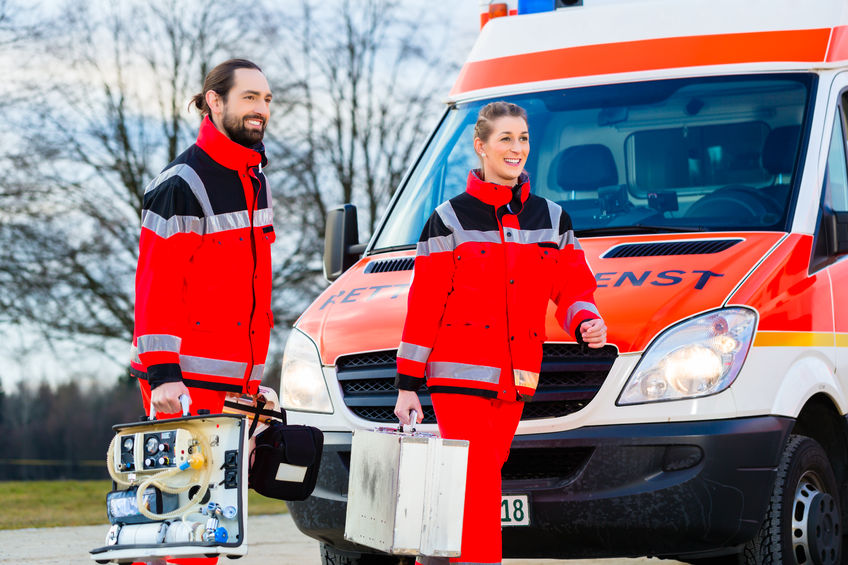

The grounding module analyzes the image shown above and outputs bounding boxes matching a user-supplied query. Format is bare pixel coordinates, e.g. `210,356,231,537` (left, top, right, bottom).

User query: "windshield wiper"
575,224,708,236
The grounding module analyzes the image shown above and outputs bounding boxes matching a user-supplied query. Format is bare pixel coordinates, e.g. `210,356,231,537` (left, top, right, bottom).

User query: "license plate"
501,494,530,526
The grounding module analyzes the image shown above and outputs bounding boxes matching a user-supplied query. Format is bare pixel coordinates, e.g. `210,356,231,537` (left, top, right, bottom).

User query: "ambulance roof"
450,0,848,101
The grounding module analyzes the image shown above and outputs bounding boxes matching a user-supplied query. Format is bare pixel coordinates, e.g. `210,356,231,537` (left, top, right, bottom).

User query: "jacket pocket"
261,225,276,244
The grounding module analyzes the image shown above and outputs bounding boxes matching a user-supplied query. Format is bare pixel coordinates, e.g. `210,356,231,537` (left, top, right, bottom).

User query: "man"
131,59,274,421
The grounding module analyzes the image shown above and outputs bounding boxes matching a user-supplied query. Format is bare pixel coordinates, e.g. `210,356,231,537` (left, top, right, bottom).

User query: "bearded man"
130,59,275,424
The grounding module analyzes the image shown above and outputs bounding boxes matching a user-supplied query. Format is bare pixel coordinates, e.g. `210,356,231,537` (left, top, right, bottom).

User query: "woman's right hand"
394,390,424,425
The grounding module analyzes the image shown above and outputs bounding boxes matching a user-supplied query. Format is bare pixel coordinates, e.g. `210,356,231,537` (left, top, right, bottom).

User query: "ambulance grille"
363,256,415,273
335,344,617,424
603,238,741,258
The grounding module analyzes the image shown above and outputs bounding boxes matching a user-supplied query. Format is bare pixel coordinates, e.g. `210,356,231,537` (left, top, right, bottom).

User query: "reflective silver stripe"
180,355,248,378
512,227,558,245
514,369,539,391
137,334,182,354
205,210,251,233
560,228,582,251
130,345,141,364
416,235,454,257
565,301,601,330
547,199,561,235
145,164,214,217
437,202,501,246
141,211,205,238
454,229,502,246
266,180,273,209
398,342,431,363
250,364,265,381
253,207,273,227
426,362,501,384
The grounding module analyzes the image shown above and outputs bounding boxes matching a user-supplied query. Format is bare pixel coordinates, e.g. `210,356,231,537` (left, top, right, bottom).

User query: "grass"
0,480,288,530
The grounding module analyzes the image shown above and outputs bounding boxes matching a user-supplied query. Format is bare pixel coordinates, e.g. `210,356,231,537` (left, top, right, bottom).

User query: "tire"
319,543,412,565
741,435,841,565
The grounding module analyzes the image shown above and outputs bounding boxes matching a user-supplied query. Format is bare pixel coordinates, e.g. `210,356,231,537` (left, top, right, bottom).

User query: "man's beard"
222,110,265,147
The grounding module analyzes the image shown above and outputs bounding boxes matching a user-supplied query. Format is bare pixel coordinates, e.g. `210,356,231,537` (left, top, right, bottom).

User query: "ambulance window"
629,122,771,193
374,108,476,247
812,106,848,269
827,101,848,213
371,74,813,251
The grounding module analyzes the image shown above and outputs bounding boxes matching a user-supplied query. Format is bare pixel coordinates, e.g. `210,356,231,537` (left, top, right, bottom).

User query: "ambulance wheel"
319,543,410,565
741,435,841,565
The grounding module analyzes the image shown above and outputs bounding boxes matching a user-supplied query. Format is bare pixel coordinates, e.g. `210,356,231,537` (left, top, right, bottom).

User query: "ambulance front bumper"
287,415,794,560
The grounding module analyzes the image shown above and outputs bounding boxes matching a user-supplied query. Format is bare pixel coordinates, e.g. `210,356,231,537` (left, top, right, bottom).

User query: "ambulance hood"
295,232,785,362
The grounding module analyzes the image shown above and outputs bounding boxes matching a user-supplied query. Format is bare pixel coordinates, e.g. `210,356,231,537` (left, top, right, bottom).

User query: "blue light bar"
518,0,555,14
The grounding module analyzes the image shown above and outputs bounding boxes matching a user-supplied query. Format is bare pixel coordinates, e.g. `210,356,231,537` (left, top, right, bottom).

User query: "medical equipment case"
343,427,469,557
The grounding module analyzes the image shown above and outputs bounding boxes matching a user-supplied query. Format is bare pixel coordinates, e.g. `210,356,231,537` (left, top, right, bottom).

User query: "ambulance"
280,0,848,563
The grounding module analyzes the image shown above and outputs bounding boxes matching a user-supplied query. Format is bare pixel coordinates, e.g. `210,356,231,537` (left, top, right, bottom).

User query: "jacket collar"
196,115,265,171
466,169,530,208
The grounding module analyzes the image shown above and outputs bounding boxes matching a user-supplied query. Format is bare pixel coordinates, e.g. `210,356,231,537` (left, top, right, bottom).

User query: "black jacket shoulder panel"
449,192,499,232
143,175,205,220
557,202,574,234
419,207,452,242
190,144,248,214
518,194,556,230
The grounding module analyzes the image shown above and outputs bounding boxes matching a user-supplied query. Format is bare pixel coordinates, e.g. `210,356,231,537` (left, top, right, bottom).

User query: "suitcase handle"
398,409,417,433
148,393,191,420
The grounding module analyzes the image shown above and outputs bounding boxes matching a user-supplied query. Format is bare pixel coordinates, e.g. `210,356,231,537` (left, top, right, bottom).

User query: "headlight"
618,307,757,405
280,329,333,413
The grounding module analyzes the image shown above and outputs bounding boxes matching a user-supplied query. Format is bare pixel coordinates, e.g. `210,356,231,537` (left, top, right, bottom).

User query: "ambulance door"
817,85,848,392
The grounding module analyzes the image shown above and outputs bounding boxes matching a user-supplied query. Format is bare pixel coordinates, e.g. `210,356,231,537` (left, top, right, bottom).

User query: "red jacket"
130,116,275,394
396,170,600,400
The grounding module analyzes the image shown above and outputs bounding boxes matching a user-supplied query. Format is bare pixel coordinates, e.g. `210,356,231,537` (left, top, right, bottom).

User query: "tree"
1,0,270,354
267,0,457,232
0,0,465,382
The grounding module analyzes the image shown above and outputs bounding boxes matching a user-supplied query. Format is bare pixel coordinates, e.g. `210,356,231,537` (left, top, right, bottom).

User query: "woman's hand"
394,390,424,425
581,318,608,348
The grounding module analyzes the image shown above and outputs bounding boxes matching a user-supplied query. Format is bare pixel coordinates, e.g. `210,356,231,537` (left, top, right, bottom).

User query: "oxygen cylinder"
163,520,205,544
115,522,168,545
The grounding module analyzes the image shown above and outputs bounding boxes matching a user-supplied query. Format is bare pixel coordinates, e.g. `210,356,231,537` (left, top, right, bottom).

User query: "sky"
0,2,483,391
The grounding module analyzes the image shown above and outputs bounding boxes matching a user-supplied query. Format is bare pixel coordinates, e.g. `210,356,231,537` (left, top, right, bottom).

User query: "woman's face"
475,115,529,186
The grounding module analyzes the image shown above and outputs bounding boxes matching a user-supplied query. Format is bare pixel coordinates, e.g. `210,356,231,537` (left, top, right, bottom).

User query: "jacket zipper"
246,168,260,390
496,206,514,397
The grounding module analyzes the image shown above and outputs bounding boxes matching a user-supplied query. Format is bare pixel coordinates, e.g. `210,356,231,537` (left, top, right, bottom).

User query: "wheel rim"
791,471,841,565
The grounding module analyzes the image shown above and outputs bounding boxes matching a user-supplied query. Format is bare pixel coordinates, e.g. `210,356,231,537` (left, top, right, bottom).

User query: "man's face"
218,68,272,147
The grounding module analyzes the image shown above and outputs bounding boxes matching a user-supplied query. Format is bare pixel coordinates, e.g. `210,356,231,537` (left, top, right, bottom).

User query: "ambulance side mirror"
324,204,367,282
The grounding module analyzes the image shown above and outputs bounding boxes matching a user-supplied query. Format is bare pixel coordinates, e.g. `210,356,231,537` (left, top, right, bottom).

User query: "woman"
394,101,607,565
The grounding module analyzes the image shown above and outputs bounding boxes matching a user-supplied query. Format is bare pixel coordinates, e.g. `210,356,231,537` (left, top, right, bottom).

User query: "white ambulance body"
282,1,848,563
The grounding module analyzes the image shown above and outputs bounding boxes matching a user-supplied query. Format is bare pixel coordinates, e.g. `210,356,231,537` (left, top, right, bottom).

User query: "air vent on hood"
603,238,741,258
364,256,415,274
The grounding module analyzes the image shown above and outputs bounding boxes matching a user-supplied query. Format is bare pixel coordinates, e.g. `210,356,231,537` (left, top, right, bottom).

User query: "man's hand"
394,390,424,425
581,318,608,348
150,381,191,415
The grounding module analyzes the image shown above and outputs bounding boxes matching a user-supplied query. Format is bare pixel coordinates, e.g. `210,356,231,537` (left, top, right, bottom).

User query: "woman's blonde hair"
473,101,528,144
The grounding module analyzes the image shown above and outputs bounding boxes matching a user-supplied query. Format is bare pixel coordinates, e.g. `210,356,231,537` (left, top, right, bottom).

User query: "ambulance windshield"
372,74,813,249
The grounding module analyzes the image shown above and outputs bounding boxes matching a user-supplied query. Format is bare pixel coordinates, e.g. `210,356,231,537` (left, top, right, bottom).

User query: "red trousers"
134,380,228,565
430,393,524,565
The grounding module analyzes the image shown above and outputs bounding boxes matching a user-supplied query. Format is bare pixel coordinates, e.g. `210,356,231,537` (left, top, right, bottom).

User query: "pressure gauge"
146,437,159,454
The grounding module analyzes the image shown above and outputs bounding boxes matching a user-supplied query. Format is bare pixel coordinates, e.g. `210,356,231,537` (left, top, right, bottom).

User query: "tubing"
105,422,214,521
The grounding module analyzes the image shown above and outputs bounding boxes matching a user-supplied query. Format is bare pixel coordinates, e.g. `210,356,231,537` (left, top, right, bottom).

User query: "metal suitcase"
344,425,469,557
